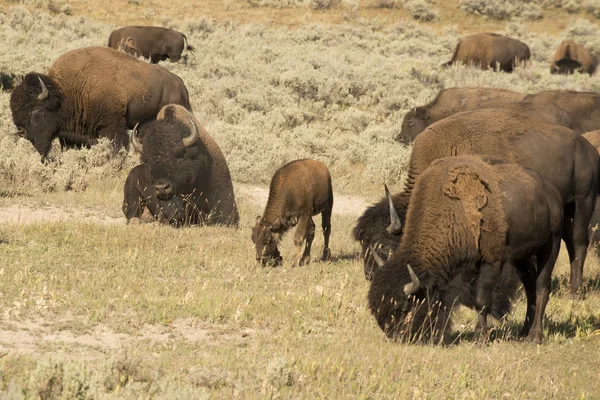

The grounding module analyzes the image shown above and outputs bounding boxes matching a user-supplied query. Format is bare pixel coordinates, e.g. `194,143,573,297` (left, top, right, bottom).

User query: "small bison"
550,40,597,76
368,155,563,344
10,47,191,159
442,33,531,73
355,109,599,294
523,90,600,134
108,26,195,64
124,104,239,227
252,159,333,267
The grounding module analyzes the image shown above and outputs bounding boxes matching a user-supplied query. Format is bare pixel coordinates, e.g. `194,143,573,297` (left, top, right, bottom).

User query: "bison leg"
565,195,595,295
321,200,333,261
515,259,537,338
123,165,158,223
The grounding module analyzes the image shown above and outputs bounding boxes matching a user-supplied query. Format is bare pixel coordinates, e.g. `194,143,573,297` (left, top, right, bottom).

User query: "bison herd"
8,26,600,345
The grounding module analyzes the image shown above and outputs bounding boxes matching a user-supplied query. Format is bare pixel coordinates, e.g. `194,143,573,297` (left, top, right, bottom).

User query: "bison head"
397,107,429,144
131,117,209,225
10,73,63,157
252,216,283,266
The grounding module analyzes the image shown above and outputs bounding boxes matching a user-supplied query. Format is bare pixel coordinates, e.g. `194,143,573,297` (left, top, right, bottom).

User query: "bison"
355,109,599,294
442,33,531,73
523,90,600,134
368,155,563,344
108,26,195,64
123,104,239,227
10,46,191,159
252,159,333,267
550,40,597,76
582,130,600,255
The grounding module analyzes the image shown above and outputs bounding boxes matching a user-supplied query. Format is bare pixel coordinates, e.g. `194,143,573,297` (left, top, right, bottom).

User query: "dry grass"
0,2,600,398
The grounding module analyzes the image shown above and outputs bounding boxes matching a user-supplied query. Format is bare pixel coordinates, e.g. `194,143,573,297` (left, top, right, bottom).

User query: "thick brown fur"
442,33,531,73
252,159,333,267
10,47,191,157
368,155,563,344
108,26,195,63
582,130,600,255
397,87,524,143
523,90,600,134
123,104,239,227
550,40,597,76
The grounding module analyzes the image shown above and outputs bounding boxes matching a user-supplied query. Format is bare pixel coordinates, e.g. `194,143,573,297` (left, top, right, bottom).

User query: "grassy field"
1,1,600,398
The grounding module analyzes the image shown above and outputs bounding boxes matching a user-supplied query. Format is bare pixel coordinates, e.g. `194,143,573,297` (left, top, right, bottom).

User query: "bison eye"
408,119,415,126
175,148,186,159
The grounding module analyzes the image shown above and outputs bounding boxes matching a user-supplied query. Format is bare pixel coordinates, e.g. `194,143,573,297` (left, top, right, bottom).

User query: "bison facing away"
523,90,600,134
550,40,597,76
252,159,333,267
355,109,599,294
10,47,192,159
368,155,563,344
123,104,239,227
108,26,195,63
442,33,530,73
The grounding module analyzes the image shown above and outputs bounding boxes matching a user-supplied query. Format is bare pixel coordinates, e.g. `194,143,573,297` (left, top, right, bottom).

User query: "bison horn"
37,77,49,101
403,264,421,296
183,117,199,148
385,184,402,235
368,244,385,268
131,123,143,153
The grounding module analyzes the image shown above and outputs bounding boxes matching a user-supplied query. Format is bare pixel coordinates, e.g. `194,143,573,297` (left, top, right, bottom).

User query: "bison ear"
414,107,429,119
255,216,262,226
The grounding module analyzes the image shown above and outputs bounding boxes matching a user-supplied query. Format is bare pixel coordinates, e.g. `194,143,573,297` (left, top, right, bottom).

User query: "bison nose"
154,181,173,199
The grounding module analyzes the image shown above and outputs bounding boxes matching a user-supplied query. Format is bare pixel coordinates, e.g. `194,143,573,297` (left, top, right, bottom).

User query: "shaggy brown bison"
550,40,597,76
442,33,530,73
10,47,191,159
355,109,599,294
123,105,239,227
368,155,563,344
252,159,333,267
108,26,195,63
523,90,600,134
398,87,524,143
582,130,600,254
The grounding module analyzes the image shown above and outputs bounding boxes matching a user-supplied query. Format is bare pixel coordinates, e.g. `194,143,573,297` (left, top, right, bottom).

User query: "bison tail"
182,34,195,53
441,61,453,69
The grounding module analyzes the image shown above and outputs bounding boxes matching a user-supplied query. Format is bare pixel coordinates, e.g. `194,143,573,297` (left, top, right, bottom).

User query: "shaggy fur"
368,155,563,344
123,105,239,227
398,87,524,143
523,90,600,134
10,47,192,157
108,26,195,64
582,130,600,255
356,108,599,294
442,33,530,73
252,159,333,267
550,40,597,76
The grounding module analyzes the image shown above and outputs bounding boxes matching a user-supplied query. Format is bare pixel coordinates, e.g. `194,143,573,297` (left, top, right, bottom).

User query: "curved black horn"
37,77,49,101
403,264,421,295
385,184,402,235
182,117,199,148
368,244,386,268
131,123,143,153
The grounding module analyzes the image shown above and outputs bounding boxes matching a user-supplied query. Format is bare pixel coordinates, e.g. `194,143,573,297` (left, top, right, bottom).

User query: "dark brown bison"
582,130,600,255
523,90,600,134
108,26,195,64
550,40,597,76
355,109,599,294
368,155,563,344
252,159,333,267
123,104,239,227
397,86,575,143
442,33,531,73
10,47,191,159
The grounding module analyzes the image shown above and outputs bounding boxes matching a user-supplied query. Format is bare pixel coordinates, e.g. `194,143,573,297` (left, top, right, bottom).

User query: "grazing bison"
523,90,600,134
252,159,333,267
10,47,191,159
123,104,239,227
108,26,195,64
442,33,531,73
368,155,563,344
550,40,597,76
355,109,599,294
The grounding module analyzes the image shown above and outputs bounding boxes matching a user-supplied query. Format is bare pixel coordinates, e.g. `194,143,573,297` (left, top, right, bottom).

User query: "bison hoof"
321,248,331,261
525,331,543,344
127,217,141,225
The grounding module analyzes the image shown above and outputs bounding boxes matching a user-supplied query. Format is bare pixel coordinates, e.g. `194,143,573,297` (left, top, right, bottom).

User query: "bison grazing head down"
398,107,429,144
131,116,208,225
10,73,63,157
251,217,284,266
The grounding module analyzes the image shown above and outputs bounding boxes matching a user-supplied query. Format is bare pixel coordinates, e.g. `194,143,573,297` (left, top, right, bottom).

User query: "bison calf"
108,26,194,64
369,155,563,344
252,159,333,267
